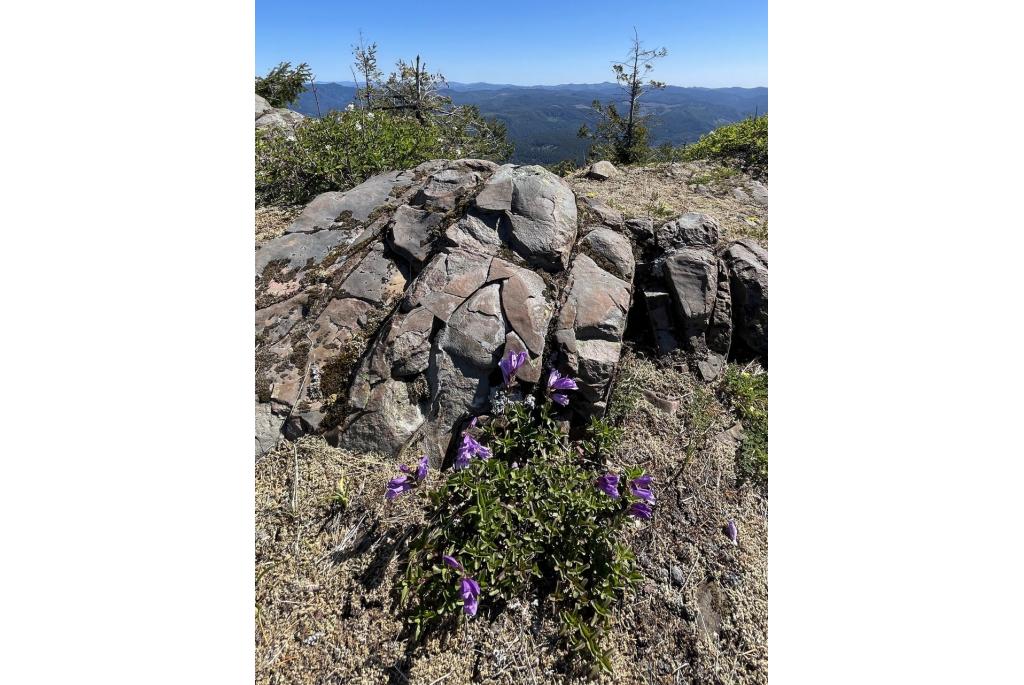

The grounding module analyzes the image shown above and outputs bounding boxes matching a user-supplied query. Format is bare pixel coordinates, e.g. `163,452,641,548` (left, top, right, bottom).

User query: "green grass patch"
690,165,741,186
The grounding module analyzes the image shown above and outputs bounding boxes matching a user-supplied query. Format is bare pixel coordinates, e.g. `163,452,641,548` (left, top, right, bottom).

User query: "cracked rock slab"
413,159,497,212
339,243,406,305
256,230,352,278
656,212,721,250
286,170,412,233
388,205,444,265
476,165,578,271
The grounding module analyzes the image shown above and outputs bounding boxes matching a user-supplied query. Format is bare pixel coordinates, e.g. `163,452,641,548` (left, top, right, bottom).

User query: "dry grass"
256,351,768,684
567,161,768,246
601,351,768,684
256,205,303,243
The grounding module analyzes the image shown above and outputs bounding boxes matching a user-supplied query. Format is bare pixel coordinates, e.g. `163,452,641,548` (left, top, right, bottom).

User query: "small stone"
670,565,685,587
587,160,618,180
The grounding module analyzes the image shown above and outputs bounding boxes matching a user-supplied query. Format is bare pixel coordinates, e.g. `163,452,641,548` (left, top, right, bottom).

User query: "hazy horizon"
304,80,768,89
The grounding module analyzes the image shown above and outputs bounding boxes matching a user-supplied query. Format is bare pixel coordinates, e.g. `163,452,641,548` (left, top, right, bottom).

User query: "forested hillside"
292,82,767,165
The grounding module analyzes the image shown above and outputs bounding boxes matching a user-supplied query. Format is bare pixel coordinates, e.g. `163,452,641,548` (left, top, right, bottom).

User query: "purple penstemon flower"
458,576,481,616
385,474,415,500
443,554,464,572
726,520,739,546
596,473,620,499
398,454,430,482
455,432,491,470
628,502,653,520
499,349,528,386
547,368,578,406
629,475,655,504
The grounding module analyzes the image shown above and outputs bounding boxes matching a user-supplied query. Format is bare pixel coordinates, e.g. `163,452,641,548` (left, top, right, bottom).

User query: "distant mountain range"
293,82,767,166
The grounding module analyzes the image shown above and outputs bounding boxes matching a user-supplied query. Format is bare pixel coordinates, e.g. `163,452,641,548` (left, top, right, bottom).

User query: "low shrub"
683,115,768,176
256,107,512,206
722,365,768,486
391,354,652,673
256,109,439,206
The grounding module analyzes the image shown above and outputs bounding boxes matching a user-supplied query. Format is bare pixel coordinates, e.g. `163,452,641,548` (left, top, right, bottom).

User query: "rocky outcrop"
255,94,305,137
256,161,627,460
255,159,767,460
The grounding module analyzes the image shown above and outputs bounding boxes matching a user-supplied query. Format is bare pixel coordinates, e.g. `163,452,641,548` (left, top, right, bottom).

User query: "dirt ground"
255,353,767,685
567,161,768,246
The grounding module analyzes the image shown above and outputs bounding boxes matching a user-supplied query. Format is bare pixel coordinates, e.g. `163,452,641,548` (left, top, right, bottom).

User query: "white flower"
345,103,355,111
355,123,362,131
366,111,375,119
455,147,462,156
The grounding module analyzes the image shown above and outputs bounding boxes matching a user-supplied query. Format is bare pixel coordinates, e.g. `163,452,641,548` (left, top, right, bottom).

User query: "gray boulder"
579,196,624,228
255,94,305,136
747,181,768,206
661,248,732,380
555,254,632,416
643,290,681,356
657,213,721,250
255,94,273,119
581,227,636,281
587,160,618,180
624,217,655,243
255,403,285,457
723,239,768,356
476,165,578,271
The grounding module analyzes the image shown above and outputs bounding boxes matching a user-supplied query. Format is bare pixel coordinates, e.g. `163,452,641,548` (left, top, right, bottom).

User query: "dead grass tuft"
603,349,768,684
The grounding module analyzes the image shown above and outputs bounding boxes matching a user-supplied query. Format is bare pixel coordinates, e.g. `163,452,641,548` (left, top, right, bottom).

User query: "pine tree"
352,33,382,110
255,62,313,108
578,30,667,165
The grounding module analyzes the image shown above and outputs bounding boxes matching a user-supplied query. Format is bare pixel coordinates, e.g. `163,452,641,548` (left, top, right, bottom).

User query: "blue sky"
256,0,767,87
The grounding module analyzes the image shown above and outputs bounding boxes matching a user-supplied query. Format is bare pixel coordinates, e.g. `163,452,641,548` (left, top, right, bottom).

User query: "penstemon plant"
388,349,653,672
